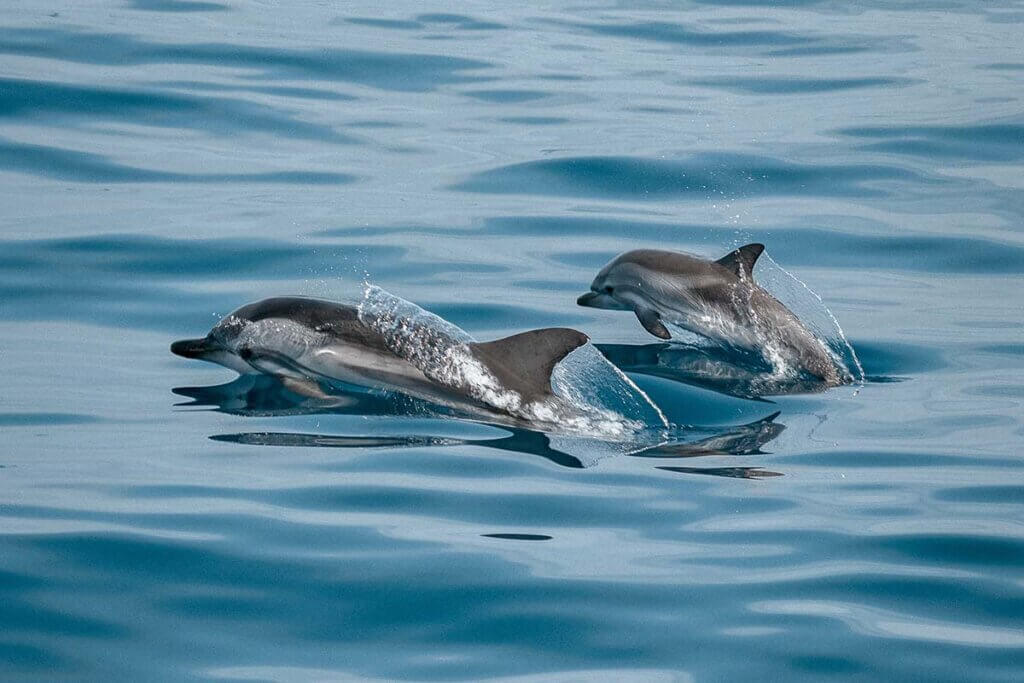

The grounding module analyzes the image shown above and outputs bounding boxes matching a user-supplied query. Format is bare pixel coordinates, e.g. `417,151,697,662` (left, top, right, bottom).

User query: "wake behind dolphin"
578,244,852,386
171,285,665,440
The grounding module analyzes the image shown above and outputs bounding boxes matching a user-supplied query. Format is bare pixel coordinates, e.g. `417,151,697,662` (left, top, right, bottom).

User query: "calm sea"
2,1,1023,680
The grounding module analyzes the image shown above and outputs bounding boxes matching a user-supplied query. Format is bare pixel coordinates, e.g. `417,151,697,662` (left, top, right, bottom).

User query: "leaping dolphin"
171,296,590,424
577,245,845,385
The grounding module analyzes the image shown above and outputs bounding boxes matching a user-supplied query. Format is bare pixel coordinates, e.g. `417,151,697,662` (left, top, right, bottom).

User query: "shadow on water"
175,375,786,475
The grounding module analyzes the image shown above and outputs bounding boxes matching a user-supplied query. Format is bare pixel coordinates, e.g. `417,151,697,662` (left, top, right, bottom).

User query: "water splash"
759,252,865,388
649,245,858,394
731,258,800,383
553,344,668,430
356,285,666,440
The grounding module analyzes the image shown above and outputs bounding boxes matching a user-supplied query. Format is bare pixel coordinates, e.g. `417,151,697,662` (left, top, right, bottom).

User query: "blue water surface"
2,1,1024,680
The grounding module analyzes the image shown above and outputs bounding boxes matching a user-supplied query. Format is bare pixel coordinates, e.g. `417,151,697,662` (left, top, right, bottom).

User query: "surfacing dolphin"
577,244,845,386
171,296,592,426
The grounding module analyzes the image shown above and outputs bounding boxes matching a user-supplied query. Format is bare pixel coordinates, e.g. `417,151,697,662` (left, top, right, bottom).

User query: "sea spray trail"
357,284,667,439
761,251,866,387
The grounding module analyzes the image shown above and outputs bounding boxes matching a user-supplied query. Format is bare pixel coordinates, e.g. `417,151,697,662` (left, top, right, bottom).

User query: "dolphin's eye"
604,286,614,294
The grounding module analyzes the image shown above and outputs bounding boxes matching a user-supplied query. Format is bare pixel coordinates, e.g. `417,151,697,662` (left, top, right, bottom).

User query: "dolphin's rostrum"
578,244,846,385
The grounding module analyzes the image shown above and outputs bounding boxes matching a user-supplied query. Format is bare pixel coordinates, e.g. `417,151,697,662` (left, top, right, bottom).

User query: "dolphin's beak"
577,291,627,310
171,337,220,359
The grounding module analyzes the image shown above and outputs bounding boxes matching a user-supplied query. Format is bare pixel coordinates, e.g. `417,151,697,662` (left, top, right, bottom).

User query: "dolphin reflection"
634,411,784,457
175,375,785,475
656,466,783,479
596,342,835,400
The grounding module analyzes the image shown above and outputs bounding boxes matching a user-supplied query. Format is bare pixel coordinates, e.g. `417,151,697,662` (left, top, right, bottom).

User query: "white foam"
356,285,665,440
660,249,859,388
760,253,864,387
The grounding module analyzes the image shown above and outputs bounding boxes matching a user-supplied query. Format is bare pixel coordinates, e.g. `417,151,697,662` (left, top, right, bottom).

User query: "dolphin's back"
232,297,358,327
616,244,764,281
602,250,740,320
237,299,593,405
230,297,389,352
617,249,708,271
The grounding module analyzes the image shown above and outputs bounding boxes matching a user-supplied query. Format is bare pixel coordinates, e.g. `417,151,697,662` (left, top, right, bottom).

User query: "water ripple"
451,153,934,200
0,77,356,144
469,216,1024,273
0,235,509,330
127,0,228,12
688,76,918,94
0,27,493,92
0,138,356,184
839,122,1024,161
2,1,1023,680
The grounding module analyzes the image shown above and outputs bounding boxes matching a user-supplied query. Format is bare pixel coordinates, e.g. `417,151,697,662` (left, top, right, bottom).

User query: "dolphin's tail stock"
469,328,589,402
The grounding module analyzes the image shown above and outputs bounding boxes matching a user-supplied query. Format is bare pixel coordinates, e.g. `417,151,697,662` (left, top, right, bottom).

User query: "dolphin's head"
577,249,741,312
171,308,257,374
172,297,361,376
576,258,632,310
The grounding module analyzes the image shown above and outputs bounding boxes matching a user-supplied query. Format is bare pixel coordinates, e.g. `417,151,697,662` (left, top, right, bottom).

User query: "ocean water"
2,0,1023,680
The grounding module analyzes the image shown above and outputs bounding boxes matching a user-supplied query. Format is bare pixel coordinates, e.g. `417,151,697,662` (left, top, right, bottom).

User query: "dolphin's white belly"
300,344,437,394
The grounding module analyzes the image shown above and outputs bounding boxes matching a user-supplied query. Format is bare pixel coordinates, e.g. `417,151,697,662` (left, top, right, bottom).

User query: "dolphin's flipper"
239,347,303,376
715,243,765,279
238,348,342,401
635,307,671,340
240,348,314,383
469,328,589,400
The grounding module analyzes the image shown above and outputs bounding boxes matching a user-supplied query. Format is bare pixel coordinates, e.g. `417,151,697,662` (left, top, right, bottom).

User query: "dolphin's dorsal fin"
715,243,764,278
469,328,589,400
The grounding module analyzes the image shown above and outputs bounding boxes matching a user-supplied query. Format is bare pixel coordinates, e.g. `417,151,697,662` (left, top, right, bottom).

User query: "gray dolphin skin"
577,245,843,385
171,296,589,419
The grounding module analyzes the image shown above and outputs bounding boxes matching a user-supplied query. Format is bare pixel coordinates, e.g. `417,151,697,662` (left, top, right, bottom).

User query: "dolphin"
171,296,590,423
577,245,844,385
